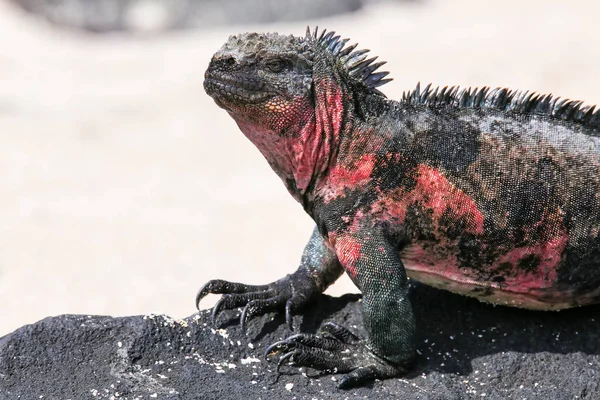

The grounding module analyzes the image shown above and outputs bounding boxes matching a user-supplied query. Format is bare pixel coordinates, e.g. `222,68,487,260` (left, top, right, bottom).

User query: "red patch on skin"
491,211,566,289
371,164,484,235
401,203,568,298
318,150,381,203
292,76,345,192
328,154,376,187
414,166,484,233
293,117,321,190
335,235,362,281
401,243,462,278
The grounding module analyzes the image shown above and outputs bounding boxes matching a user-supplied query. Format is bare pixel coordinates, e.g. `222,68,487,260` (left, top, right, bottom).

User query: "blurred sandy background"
1,0,599,337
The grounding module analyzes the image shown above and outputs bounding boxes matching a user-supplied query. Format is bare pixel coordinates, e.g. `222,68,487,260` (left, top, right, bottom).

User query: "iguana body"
197,27,600,387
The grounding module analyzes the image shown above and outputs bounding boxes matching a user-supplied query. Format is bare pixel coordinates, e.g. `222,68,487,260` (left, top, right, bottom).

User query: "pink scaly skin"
197,27,600,388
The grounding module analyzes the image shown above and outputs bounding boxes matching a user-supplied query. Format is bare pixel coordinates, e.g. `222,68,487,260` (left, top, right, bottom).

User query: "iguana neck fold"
231,74,355,208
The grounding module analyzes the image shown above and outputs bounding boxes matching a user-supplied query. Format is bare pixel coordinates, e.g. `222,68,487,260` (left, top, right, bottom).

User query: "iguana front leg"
265,229,417,388
195,226,343,330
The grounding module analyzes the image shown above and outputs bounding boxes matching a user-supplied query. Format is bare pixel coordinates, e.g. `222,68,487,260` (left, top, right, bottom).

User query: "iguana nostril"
224,56,236,67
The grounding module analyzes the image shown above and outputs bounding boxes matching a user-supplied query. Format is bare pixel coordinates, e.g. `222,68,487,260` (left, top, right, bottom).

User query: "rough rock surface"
1,284,599,399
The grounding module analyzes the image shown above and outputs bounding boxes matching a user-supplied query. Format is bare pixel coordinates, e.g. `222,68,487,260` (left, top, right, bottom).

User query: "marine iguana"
197,27,600,388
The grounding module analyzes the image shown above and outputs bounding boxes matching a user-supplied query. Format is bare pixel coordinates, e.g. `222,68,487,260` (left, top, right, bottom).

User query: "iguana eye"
266,59,286,73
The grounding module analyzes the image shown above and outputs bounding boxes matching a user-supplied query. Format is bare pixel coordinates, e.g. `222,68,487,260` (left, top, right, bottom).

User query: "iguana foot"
265,322,409,388
195,268,320,331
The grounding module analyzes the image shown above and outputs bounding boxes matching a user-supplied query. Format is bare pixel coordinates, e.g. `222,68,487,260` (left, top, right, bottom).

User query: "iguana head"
204,32,315,133
204,27,390,199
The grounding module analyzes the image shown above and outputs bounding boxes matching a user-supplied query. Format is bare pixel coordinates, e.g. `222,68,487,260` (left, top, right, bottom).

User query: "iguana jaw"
204,70,275,110
204,58,312,140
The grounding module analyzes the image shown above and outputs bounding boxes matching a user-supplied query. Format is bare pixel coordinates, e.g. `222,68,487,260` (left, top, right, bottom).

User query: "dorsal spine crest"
402,82,600,131
306,26,392,96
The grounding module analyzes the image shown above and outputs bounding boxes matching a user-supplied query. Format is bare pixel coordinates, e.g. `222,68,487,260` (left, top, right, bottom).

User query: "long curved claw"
265,338,297,360
196,279,269,310
211,297,227,325
195,281,213,309
285,298,295,331
276,351,296,372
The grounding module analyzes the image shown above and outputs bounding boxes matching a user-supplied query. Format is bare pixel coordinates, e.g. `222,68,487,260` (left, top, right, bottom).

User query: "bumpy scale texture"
198,27,600,388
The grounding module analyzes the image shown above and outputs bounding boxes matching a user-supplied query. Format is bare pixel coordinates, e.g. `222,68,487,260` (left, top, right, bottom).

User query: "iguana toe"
240,296,288,332
196,270,321,330
265,322,409,388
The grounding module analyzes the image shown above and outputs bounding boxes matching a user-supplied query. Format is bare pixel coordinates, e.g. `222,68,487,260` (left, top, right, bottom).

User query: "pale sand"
1,0,599,336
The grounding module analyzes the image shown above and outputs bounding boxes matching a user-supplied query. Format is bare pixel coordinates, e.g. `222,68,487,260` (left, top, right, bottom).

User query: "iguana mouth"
204,71,274,105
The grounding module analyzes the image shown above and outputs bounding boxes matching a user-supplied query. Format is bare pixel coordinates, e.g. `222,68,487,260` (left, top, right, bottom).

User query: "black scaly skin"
197,27,600,387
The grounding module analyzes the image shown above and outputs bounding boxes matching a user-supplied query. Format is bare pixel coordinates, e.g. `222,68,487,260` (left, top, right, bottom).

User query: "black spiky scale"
403,82,600,131
305,26,392,95
365,72,391,88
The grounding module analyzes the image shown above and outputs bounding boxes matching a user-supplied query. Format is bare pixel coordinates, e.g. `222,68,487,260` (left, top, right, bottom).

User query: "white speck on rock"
285,383,294,391
216,329,229,339
241,357,261,364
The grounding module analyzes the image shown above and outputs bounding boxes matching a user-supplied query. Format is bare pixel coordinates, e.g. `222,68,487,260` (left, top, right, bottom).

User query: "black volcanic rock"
1,284,599,399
